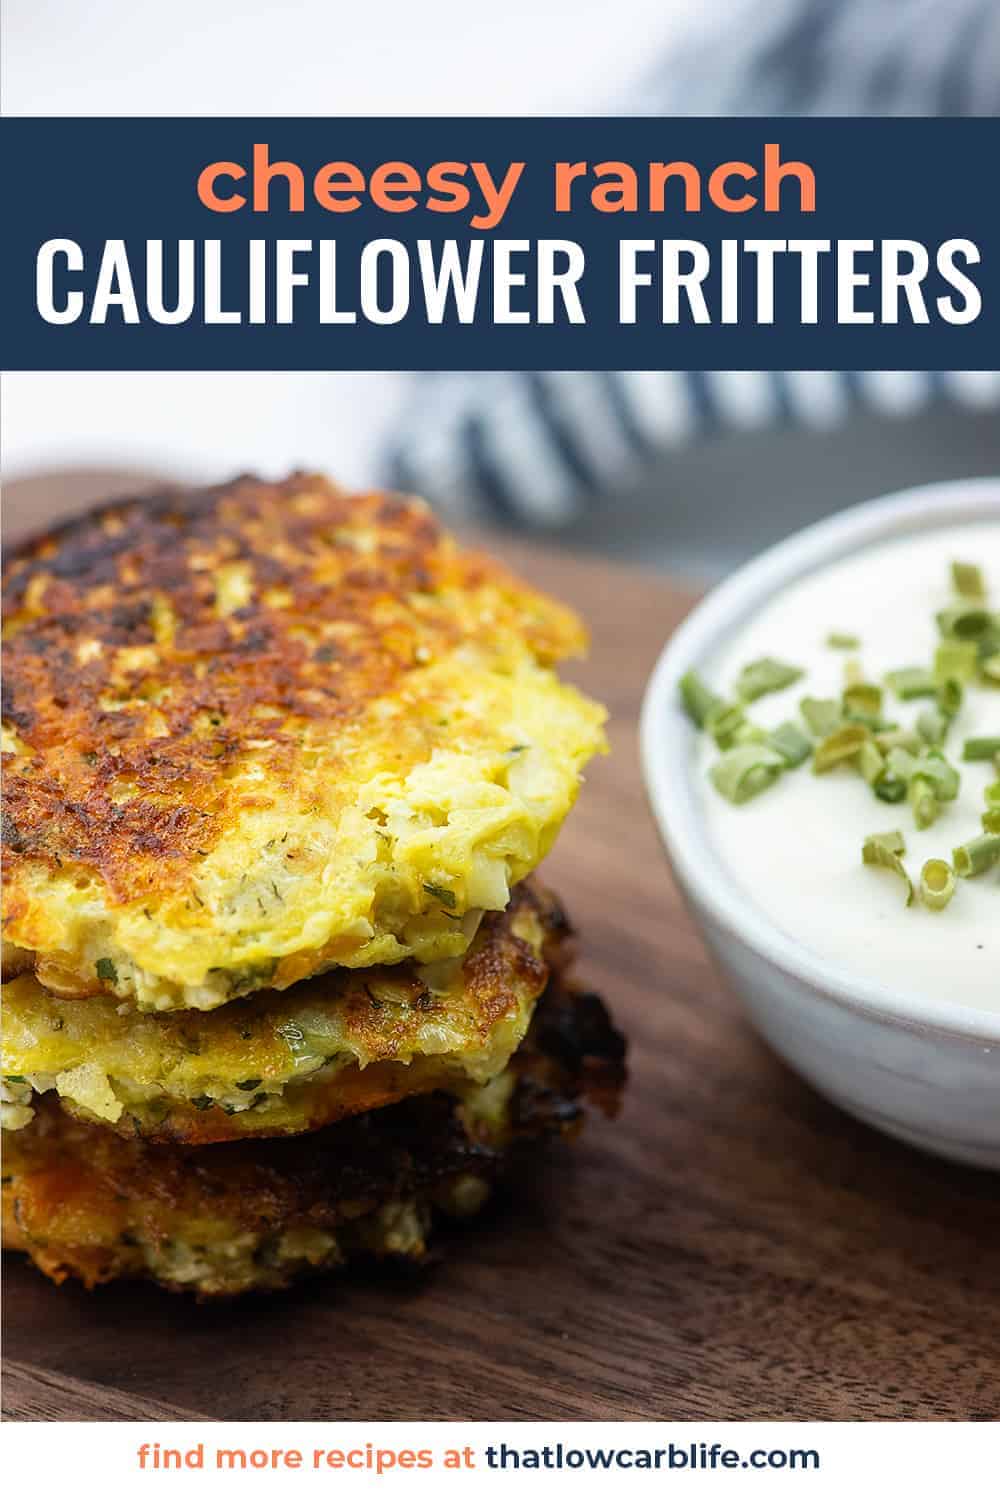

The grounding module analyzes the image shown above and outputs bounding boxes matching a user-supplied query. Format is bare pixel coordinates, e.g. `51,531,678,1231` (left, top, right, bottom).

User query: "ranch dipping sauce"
695,521,1000,1013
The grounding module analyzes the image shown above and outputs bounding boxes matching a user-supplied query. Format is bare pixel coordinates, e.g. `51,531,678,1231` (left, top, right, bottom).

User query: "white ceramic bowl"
640,478,1000,1169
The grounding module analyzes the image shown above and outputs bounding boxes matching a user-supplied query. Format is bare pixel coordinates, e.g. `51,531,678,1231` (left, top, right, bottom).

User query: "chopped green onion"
843,682,883,720
908,775,938,830
903,749,960,802
735,657,804,703
874,728,923,756
680,669,723,728
705,701,748,750
985,780,1000,808
983,808,1000,835
885,666,937,700
952,833,1000,878
885,746,918,781
873,746,914,806
709,744,785,804
920,859,956,911
873,768,908,804
856,740,886,786
934,639,979,684
862,831,913,906
731,721,768,745
936,677,964,718
962,736,1000,762
800,697,842,737
916,706,948,746
936,606,993,641
982,653,1000,683
826,632,860,650
95,957,118,984
843,658,865,688
951,560,986,600
813,722,870,773
768,721,812,768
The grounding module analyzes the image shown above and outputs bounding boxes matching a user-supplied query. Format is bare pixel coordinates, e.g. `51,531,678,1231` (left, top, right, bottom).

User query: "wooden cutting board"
4,510,1000,1423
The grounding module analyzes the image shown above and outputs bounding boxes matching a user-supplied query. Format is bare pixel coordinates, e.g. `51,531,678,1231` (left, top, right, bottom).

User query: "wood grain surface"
3,482,1000,1422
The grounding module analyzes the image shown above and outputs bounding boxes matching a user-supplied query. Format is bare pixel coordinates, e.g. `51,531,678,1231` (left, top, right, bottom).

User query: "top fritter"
2,474,606,1010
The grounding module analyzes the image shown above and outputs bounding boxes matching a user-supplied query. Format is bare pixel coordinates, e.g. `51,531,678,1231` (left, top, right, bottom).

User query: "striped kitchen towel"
383,0,1000,527
384,370,1000,528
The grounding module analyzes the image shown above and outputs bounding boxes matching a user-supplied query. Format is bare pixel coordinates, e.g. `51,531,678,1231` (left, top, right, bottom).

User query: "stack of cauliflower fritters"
1,475,624,1296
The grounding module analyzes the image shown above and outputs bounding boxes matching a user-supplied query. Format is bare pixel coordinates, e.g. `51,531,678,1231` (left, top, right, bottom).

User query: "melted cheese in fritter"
2,475,606,1010
2,883,562,1142
3,972,622,1297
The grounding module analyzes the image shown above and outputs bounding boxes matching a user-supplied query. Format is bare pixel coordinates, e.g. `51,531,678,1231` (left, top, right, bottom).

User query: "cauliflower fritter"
2,882,568,1143
3,978,626,1296
2,475,606,1010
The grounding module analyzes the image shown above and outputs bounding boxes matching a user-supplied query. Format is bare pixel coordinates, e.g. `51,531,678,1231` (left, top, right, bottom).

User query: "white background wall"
3,0,693,117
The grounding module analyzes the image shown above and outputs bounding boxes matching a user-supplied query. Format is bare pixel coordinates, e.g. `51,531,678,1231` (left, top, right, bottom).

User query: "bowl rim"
640,476,1000,1043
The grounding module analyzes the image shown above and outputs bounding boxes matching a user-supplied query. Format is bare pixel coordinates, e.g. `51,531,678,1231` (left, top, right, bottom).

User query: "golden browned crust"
3,474,579,909
2,473,604,1008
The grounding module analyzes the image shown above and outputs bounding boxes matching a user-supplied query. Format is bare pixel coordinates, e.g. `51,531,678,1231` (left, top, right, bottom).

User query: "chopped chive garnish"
913,750,960,801
813,722,870,773
874,728,923,755
709,744,785,804
862,831,913,906
706,701,750,750
937,606,993,641
856,739,886,786
693,555,998,921
934,640,979,684
885,666,937,701
679,670,723,729
731,721,768,745
962,737,1000,762
908,776,939,831
952,833,1000,878
95,957,118,984
873,769,907,804
874,745,913,804
916,706,948,746
843,682,883,720
735,657,804,703
920,859,956,911
951,560,986,600
885,745,917,780
800,697,842,737
936,677,964,718
768,721,812,768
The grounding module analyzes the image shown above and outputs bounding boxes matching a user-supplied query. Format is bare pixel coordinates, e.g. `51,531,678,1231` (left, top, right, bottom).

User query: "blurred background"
4,0,1000,576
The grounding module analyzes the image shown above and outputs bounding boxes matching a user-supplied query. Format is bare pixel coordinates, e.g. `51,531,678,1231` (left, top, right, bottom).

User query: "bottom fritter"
2,979,625,1297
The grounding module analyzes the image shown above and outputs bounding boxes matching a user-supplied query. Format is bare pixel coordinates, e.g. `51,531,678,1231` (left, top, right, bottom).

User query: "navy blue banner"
2,117,998,370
